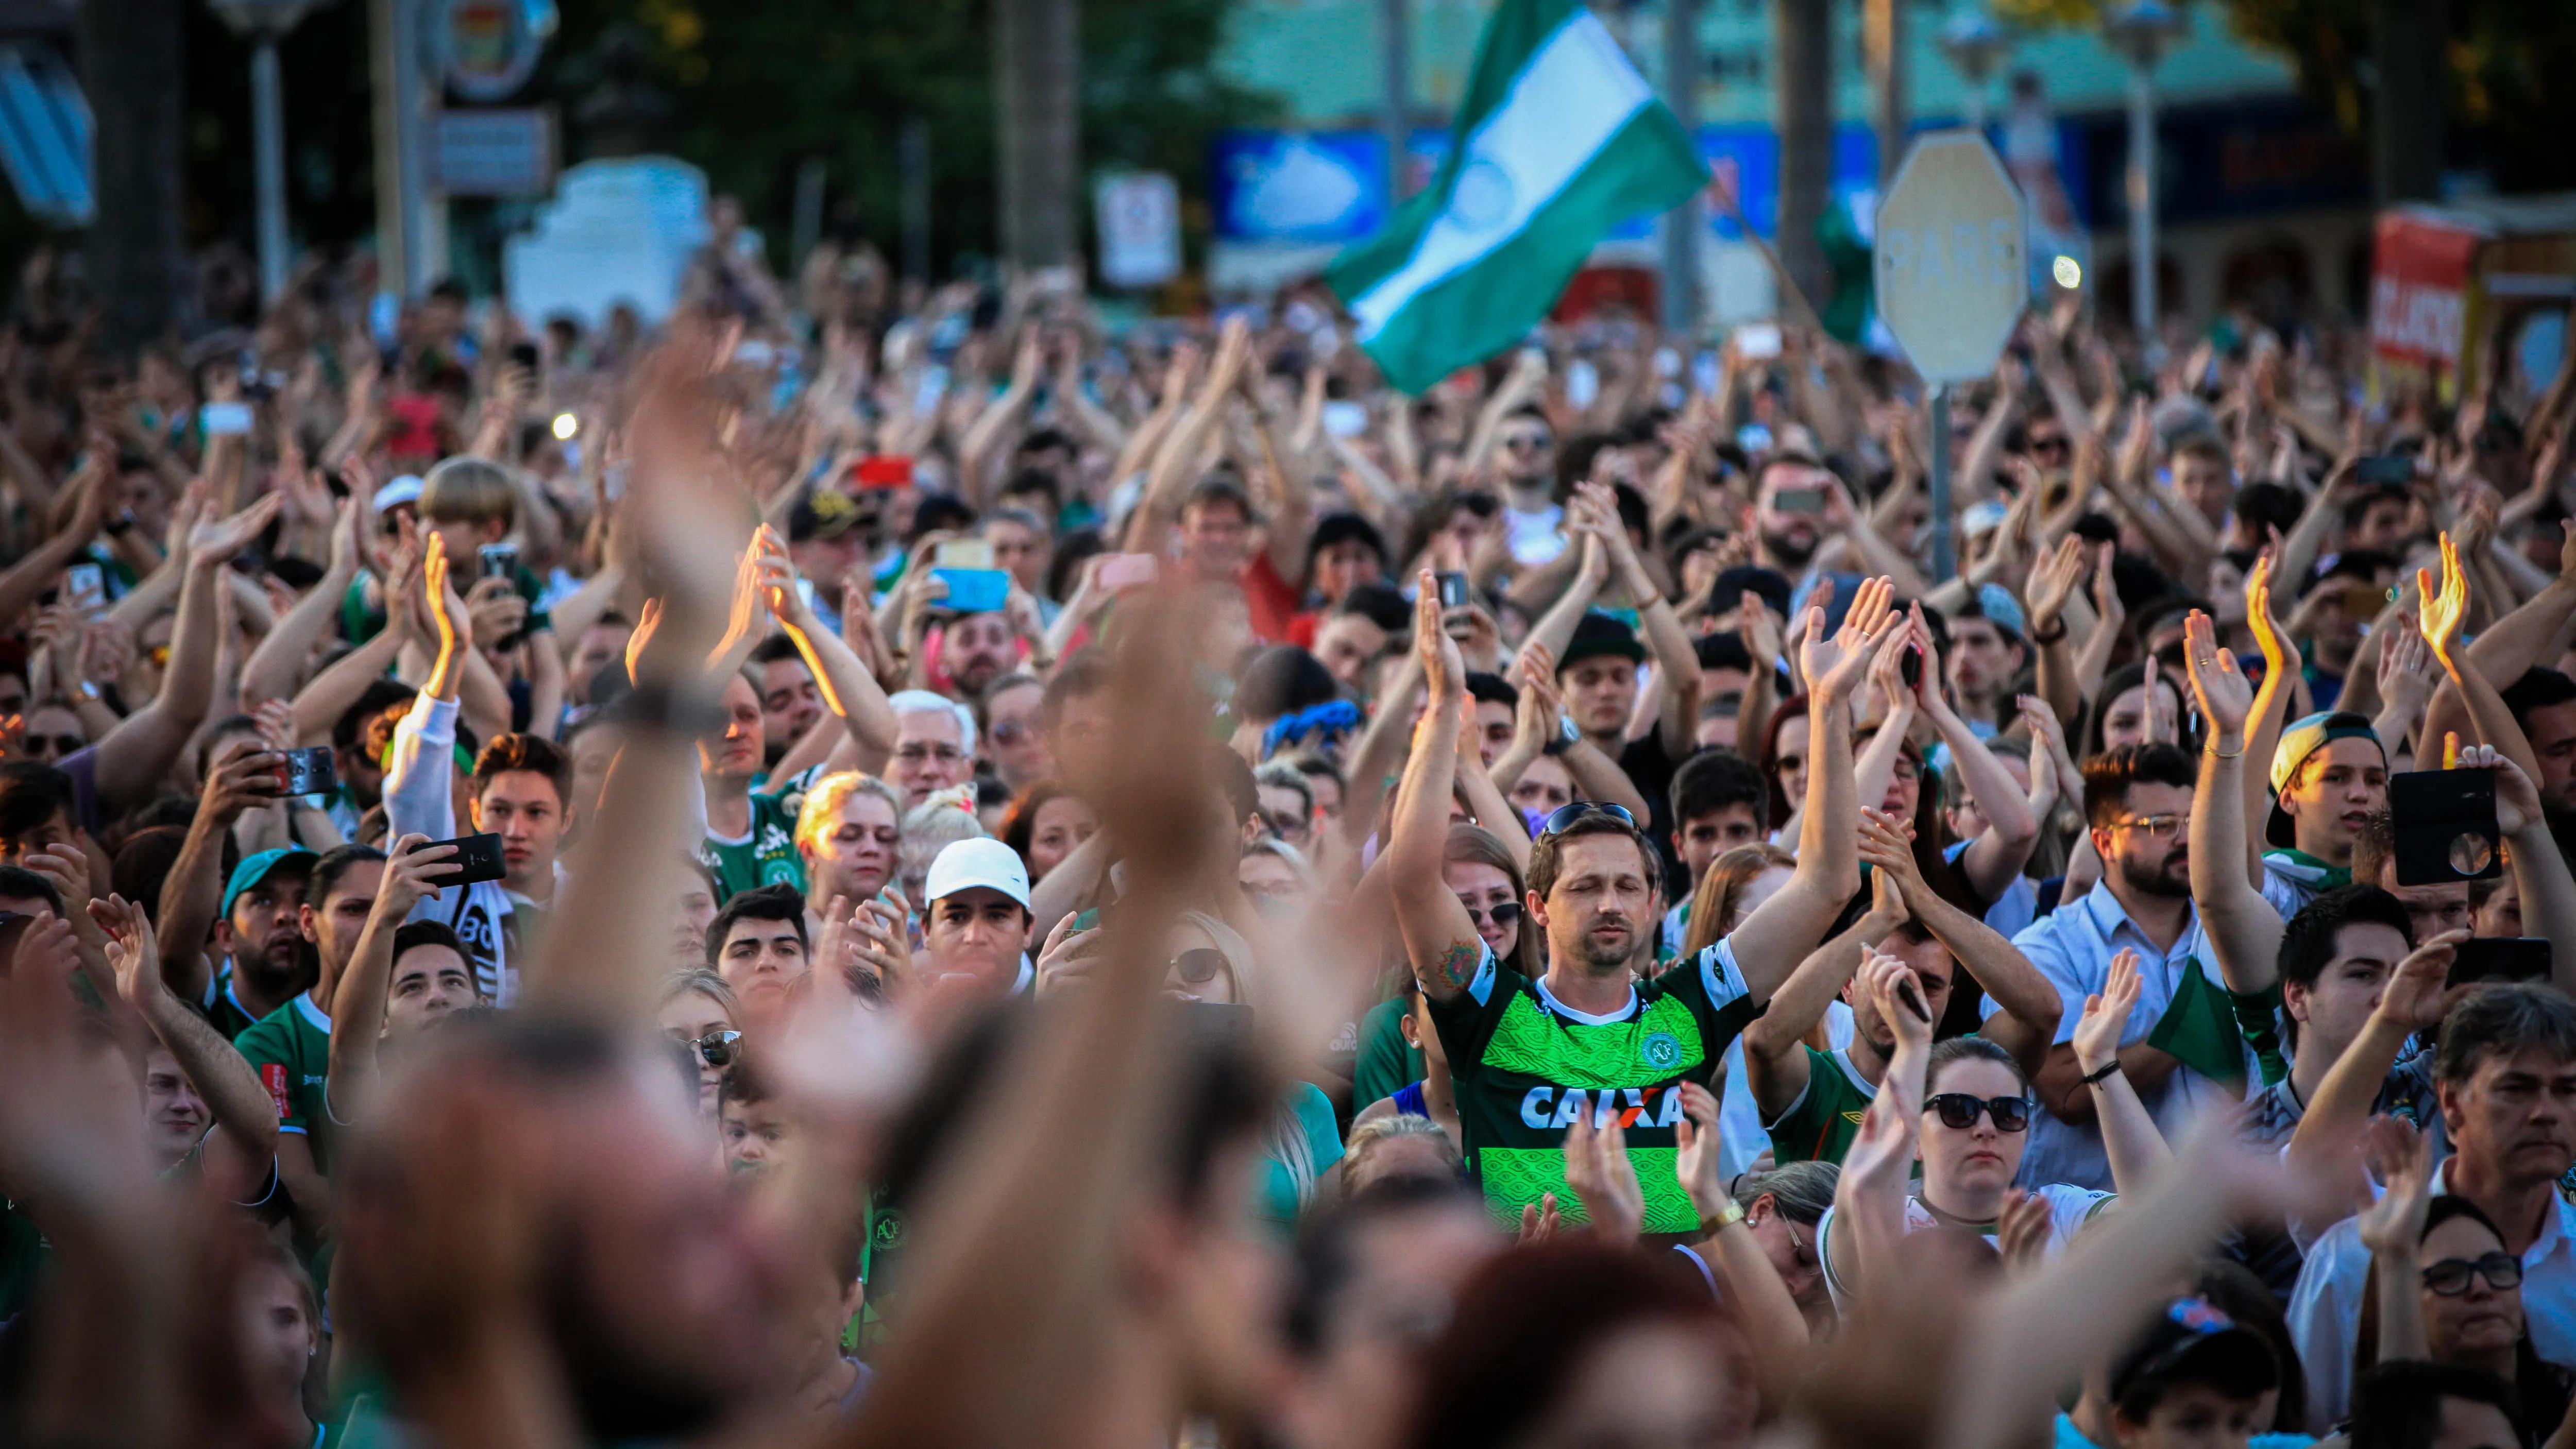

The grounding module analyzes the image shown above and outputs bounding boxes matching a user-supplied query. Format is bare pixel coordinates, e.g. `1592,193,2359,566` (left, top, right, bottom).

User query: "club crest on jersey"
1640,1031,1682,1071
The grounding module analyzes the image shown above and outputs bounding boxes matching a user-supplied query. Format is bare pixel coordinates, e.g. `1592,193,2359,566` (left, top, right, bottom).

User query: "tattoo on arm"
1434,940,1482,991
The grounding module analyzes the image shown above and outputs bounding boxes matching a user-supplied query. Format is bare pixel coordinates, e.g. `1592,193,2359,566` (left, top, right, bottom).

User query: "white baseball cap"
923,837,1030,911
372,474,426,513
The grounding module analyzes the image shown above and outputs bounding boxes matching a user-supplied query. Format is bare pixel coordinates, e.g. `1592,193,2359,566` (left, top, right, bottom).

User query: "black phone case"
2389,769,2502,887
422,832,508,888
2448,938,2552,988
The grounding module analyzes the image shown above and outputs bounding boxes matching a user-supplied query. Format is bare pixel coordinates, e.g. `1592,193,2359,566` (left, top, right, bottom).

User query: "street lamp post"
2102,1,2184,355
1936,10,2013,134
208,0,322,303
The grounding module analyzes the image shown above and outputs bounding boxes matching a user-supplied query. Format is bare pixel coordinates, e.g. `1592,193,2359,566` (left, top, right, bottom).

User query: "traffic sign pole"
1928,382,1954,582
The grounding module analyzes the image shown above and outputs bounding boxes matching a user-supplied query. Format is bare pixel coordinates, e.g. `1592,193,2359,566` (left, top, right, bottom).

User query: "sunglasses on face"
1171,948,1227,986
1463,900,1522,931
1926,1093,2032,1133
1539,800,1636,839
1501,433,1553,454
2424,1252,2523,1296
2028,435,2071,455
15,735,82,758
686,1029,743,1068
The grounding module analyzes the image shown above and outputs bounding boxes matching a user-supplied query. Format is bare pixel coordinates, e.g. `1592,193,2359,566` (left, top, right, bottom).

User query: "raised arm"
2461,741,2576,992
2424,531,2547,798
1908,605,2039,901
1740,867,1903,1121
1388,575,1484,1003
326,834,450,1121
97,895,275,1202
1822,954,1931,1303
241,497,363,708
1857,811,2062,1079
2182,610,2286,997
2283,930,2461,1218
383,539,471,844
2071,949,2172,1196
153,741,285,1005
0,462,109,630
1577,480,1703,751
1724,577,1895,997
1121,319,1249,555
1673,1081,1808,1419
760,527,899,761
2355,1120,2435,1365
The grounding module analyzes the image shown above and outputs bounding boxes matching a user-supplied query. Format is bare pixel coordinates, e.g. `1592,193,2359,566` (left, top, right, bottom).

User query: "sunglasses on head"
691,1029,744,1068
1539,800,1635,839
1926,1093,2032,1132
2424,1252,2523,1297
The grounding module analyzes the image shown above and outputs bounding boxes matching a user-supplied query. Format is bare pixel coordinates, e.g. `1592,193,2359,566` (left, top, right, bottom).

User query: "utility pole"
1380,0,1409,202
1772,0,1832,311
1863,0,1903,192
1659,0,1700,334
995,0,1081,270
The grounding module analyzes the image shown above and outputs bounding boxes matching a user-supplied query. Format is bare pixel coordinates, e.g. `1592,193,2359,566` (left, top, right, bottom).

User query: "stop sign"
1873,131,2028,383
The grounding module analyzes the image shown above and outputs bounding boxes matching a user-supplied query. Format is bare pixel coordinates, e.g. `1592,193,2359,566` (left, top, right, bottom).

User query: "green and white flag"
1326,0,1708,394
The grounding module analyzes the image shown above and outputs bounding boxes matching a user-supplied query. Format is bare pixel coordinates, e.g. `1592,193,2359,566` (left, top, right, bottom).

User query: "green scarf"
2148,956,2249,1087
2264,847,2352,893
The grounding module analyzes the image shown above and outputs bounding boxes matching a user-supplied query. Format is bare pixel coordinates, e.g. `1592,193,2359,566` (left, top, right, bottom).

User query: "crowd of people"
0,236,2572,1449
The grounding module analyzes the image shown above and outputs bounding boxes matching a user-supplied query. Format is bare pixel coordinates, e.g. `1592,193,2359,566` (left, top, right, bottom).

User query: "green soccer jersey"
700,787,806,902
234,994,336,1174
1764,1046,1877,1166
1427,941,1759,1235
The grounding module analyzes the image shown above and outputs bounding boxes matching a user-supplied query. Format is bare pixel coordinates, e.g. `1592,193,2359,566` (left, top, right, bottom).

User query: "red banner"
2369,212,2483,368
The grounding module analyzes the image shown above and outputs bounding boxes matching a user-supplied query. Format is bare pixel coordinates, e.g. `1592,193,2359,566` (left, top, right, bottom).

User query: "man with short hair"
2013,744,2237,1191
2171,436,2237,534
1463,673,1517,770
233,843,387,1235
1943,590,2028,734
941,611,1021,700
2504,668,2576,817
1657,748,1768,956
888,690,976,807
0,761,77,864
2291,981,2576,1428
156,739,308,1034
472,732,574,910
748,635,823,768
2229,884,2425,1149
705,882,812,1011
1391,572,1886,1230
1042,651,1115,794
881,837,1032,997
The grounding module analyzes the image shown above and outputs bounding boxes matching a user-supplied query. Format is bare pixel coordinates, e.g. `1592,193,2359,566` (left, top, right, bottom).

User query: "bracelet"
2080,1059,2123,1087
2029,621,2067,645
2206,739,2245,760
1700,1198,1746,1234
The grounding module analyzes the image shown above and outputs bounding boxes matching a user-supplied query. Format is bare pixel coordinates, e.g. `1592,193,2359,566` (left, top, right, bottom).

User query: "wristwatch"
1700,1198,1747,1234
1542,716,1579,756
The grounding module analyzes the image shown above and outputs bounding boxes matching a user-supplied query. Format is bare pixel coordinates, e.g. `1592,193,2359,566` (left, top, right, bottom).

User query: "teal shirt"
1254,1083,1345,1230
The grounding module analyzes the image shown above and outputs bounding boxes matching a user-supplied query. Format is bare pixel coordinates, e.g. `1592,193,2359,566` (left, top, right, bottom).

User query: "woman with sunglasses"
658,967,744,1120
1818,948,2166,1310
2352,1120,2575,1441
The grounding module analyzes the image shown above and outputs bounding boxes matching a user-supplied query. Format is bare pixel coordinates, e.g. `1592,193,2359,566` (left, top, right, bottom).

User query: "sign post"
1873,128,2027,581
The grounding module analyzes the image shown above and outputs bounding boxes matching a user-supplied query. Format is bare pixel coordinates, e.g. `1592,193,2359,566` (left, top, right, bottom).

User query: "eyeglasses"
989,719,1031,747
1500,433,1553,454
1925,1093,2033,1133
15,734,82,758
1171,948,1227,986
2028,434,2071,456
1264,810,1311,840
2112,814,2189,839
2424,1252,2523,1297
1463,900,1522,931
685,1029,743,1068
1539,800,1636,839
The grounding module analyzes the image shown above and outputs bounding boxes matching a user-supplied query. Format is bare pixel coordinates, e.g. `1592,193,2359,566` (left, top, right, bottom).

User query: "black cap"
1558,611,1647,671
2107,1297,2279,1409
1310,511,1388,564
1711,565,1793,622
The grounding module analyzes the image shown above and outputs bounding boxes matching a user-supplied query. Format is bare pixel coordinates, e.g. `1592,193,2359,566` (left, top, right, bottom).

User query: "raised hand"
201,736,286,823
2072,948,2142,1077
1801,574,1899,707
1672,1080,1729,1217
2454,741,2546,837
86,894,159,1008
1996,1188,2053,1276
2090,540,2125,633
1562,1112,1644,1243
422,534,472,655
1414,569,1466,704
379,833,461,920
1738,590,1784,674
2026,534,2086,639
2377,623,2441,723
2379,928,2469,1032
1860,948,1933,1051
2180,610,2253,737
2355,1115,2432,1258
2418,531,2472,669
190,492,284,562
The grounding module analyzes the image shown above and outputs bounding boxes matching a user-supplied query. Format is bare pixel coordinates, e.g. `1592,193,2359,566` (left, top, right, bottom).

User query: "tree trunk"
995,0,1081,271
1773,0,1832,313
79,0,186,346
2370,0,2443,203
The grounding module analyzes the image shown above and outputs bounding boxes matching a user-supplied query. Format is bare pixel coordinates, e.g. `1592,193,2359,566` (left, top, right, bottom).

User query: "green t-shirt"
235,994,336,1174
1350,996,1425,1111
1764,1046,1878,1167
1427,940,1759,1235
699,786,806,902
199,962,264,1042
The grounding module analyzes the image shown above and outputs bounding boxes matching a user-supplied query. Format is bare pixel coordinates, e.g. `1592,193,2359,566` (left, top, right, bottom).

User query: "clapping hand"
1562,1111,1645,1243
2072,948,2142,1078
1802,575,1899,707
2355,1115,2432,1258
2179,610,2252,738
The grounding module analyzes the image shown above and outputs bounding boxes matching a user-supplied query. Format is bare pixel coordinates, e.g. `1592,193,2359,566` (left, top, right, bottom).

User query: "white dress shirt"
2286,1160,2576,1433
